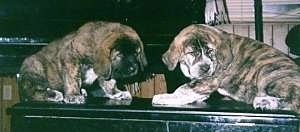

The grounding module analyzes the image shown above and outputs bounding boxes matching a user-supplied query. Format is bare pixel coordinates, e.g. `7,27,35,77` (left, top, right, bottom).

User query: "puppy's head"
94,30,147,80
162,24,222,79
110,36,145,79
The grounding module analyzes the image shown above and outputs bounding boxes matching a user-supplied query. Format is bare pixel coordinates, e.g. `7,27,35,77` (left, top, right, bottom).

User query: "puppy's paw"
152,93,208,105
105,99,132,105
253,96,281,110
64,95,86,104
152,94,174,105
46,88,64,103
81,89,88,97
152,86,209,105
109,91,132,100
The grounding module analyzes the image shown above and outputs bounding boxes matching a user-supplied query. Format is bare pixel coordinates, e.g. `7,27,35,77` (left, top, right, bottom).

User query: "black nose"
128,67,135,73
200,65,210,72
127,64,138,74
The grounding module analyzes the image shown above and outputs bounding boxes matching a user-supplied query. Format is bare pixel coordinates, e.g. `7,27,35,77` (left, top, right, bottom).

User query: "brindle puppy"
19,21,147,104
153,24,300,112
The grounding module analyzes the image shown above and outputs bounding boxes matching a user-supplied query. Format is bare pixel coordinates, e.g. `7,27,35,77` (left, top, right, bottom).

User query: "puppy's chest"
80,64,98,85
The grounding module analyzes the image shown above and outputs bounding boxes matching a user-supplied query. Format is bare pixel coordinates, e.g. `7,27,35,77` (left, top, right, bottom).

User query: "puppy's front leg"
152,84,210,105
63,63,85,104
99,78,132,100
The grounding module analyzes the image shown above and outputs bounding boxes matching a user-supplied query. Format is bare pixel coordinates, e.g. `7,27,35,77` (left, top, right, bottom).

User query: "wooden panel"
153,74,167,95
1,76,20,132
139,79,155,98
127,74,167,98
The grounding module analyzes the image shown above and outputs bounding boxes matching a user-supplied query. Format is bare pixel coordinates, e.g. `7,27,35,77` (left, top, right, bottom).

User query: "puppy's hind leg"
21,84,64,103
18,74,54,102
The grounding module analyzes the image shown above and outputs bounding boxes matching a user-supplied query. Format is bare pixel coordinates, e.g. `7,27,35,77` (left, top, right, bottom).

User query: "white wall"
215,23,300,58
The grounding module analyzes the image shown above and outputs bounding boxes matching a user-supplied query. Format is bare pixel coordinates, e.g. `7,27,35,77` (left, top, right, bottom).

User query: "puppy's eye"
206,49,214,55
185,51,199,56
112,51,123,60
187,52,194,55
117,53,123,57
206,49,216,59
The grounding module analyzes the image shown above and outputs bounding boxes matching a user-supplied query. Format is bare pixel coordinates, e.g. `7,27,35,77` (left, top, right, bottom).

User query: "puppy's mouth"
180,61,214,79
198,64,212,75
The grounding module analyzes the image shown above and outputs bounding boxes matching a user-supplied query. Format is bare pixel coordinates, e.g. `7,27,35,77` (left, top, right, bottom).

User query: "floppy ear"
121,27,148,71
136,39,148,71
93,32,120,80
162,41,181,71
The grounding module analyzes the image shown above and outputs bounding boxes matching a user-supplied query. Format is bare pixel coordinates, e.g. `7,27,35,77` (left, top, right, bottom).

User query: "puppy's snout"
200,64,210,72
128,66,135,73
127,64,138,74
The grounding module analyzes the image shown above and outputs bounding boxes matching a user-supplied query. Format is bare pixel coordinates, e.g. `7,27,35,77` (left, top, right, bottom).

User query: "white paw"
109,91,132,100
46,88,64,102
81,89,88,97
152,86,209,105
152,94,178,105
253,96,281,110
63,95,86,104
152,94,208,105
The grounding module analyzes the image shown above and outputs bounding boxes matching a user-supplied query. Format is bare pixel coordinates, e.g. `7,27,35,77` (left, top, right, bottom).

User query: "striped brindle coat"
153,24,300,112
19,21,147,104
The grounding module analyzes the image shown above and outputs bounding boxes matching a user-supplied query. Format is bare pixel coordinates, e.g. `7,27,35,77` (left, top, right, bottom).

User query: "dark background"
0,0,205,91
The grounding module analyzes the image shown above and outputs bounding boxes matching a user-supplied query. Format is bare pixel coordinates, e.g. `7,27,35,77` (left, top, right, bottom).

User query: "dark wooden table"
7,97,299,132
